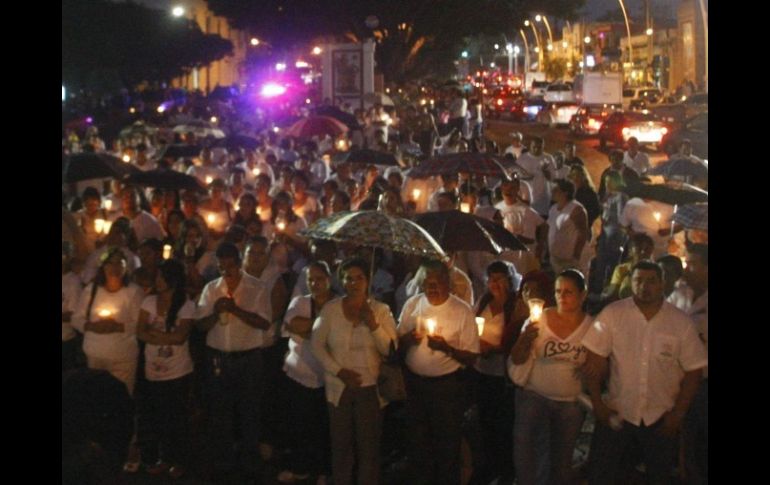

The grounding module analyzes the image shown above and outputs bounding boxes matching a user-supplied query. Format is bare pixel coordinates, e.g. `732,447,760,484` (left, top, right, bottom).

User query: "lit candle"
460,202,471,213
94,218,105,234
98,309,112,318
256,206,263,216
252,167,261,176
205,176,213,185
163,244,172,260
425,318,437,336
122,154,131,163
276,221,287,232
528,298,545,323
475,317,485,337
207,214,216,226
102,220,112,234
681,257,687,270
412,189,421,200
653,211,661,223
103,199,112,211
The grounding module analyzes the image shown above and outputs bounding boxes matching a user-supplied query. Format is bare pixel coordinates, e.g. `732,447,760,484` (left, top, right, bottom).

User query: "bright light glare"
261,83,287,97
275,63,286,71
250,38,260,46
586,55,596,67
295,60,309,68
172,6,184,17
312,46,322,55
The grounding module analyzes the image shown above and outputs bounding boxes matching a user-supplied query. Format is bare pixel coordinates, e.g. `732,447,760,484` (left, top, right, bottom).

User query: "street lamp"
519,29,531,75
617,0,633,64
505,43,514,74
526,20,544,72
646,28,653,36
171,5,185,17
536,14,554,52
584,36,591,44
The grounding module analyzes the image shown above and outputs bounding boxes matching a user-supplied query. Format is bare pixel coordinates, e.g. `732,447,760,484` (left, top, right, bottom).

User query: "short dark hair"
553,179,575,200
556,269,586,292
486,261,514,288
138,238,164,254
632,260,663,280
338,257,370,284
657,254,684,280
687,243,708,265
417,259,451,287
630,233,654,250
215,241,241,262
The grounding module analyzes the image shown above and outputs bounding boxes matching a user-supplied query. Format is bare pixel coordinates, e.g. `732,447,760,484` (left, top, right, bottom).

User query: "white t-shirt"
110,210,165,243
547,199,586,261
72,283,144,362
141,297,195,381
495,200,543,248
474,306,506,377
515,152,556,216
187,164,225,185
282,295,326,389
62,272,83,342
619,198,675,258
509,312,593,401
581,298,708,426
196,271,272,351
398,293,480,377
623,150,651,176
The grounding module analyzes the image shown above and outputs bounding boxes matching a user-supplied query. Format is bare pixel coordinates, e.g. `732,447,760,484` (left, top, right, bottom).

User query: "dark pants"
259,339,289,448
137,374,192,466
474,371,514,483
62,338,80,373
204,347,264,476
405,369,467,485
588,418,677,485
683,379,708,485
328,385,381,485
283,375,330,476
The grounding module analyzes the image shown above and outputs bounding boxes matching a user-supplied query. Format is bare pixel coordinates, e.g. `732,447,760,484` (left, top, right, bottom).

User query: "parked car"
485,86,523,119
622,87,664,110
530,81,550,98
598,111,670,149
544,82,576,103
660,112,708,159
569,105,619,136
537,102,580,127
511,96,548,122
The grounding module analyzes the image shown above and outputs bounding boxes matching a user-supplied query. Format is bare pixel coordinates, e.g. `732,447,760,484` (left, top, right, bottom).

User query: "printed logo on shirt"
543,340,586,361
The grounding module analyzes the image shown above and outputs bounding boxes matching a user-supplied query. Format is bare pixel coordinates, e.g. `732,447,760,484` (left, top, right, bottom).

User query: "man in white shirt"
187,147,225,186
427,173,460,212
515,137,556,217
494,177,546,274
195,242,273,480
623,137,651,176
504,132,525,159
112,187,165,243
448,90,468,137
398,260,480,485
582,261,707,485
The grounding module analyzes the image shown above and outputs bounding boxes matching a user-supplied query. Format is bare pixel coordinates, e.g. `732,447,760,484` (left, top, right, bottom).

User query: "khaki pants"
87,356,137,396
327,386,381,485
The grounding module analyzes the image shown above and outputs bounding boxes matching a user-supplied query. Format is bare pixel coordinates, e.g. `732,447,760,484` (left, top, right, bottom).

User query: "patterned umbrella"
172,121,226,139
672,203,708,231
301,210,446,260
285,116,349,139
622,182,708,205
409,152,510,179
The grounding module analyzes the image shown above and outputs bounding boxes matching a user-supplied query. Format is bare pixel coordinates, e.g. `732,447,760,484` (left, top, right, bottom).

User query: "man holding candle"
113,187,165,244
582,261,707,485
195,242,273,482
398,260,480,485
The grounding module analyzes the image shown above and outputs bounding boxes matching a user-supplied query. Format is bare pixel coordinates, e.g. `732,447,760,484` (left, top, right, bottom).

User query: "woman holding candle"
509,269,593,485
267,191,309,268
472,261,519,485
135,259,195,478
310,258,398,485
72,247,144,395
198,178,233,239
76,186,108,253
162,209,186,250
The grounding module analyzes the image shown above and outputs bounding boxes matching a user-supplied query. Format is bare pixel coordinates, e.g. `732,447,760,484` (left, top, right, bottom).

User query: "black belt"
406,368,463,382
206,346,261,359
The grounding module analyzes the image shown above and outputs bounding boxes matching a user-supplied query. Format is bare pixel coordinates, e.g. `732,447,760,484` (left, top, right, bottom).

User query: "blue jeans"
514,388,585,485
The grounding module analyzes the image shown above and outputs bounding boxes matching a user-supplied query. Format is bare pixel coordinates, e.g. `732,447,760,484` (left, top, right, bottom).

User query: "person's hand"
401,330,423,348
520,324,540,344
426,334,451,354
359,301,377,330
214,297,235,314
337,368,362,388
657,411,684,438
594,400,618,429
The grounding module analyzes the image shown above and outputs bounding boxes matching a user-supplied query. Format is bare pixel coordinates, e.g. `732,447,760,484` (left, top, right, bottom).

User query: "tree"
63,0,233,91
205,0,586,83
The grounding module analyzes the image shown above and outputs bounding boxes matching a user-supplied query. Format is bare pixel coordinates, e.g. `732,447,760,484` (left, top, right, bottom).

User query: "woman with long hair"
136,259,196,479
509,269,593,485
174,219,217,299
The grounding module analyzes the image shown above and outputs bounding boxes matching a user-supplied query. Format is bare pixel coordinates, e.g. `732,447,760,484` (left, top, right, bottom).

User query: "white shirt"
449,97,468,118
508,312,593,401
240,160,276,187
623,150,651,176
515,152,556,215
547,199,586,261
186,164,225,186
311,298,398,406
62,272,83,341
504,144,524,159
141,297,196,381
196,271,272,351
398,294,480,377
619,198,675,258
72,283,144,362
581,298,708,426
282,295,326,389
111,210,165,243
495,200,543,249
668,284,708,378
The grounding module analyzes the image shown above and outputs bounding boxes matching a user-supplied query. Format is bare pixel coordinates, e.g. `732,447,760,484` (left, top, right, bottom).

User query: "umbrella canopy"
213,135,260,151
415,210,528,254
172,121,226,139
63,153,139,183
119,121,158,139
301,210,445,260
409,152,510,179
622,182,708,205
155,144,202,160
314,106,362,130
125,169,207,194
363,92,395,107
343,148,399,166
672,203,708,231
285,116,349,139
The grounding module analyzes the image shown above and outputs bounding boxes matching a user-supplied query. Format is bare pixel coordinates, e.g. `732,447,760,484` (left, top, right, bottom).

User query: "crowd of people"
62,90,708,485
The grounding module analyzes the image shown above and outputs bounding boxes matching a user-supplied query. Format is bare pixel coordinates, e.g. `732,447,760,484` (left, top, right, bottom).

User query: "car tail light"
588,118,602,130
661,127,668,134
622,127,630,136
497,99,503,106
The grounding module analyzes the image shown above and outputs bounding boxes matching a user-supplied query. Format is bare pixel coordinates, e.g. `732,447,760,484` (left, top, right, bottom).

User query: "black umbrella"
414,210,527,254
622,182,708,205
345,148,399,166
63,153,139,183
156,144,202,160
213,135,260,150
314,106,362,130
410,152,510,179
125,169,207,194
